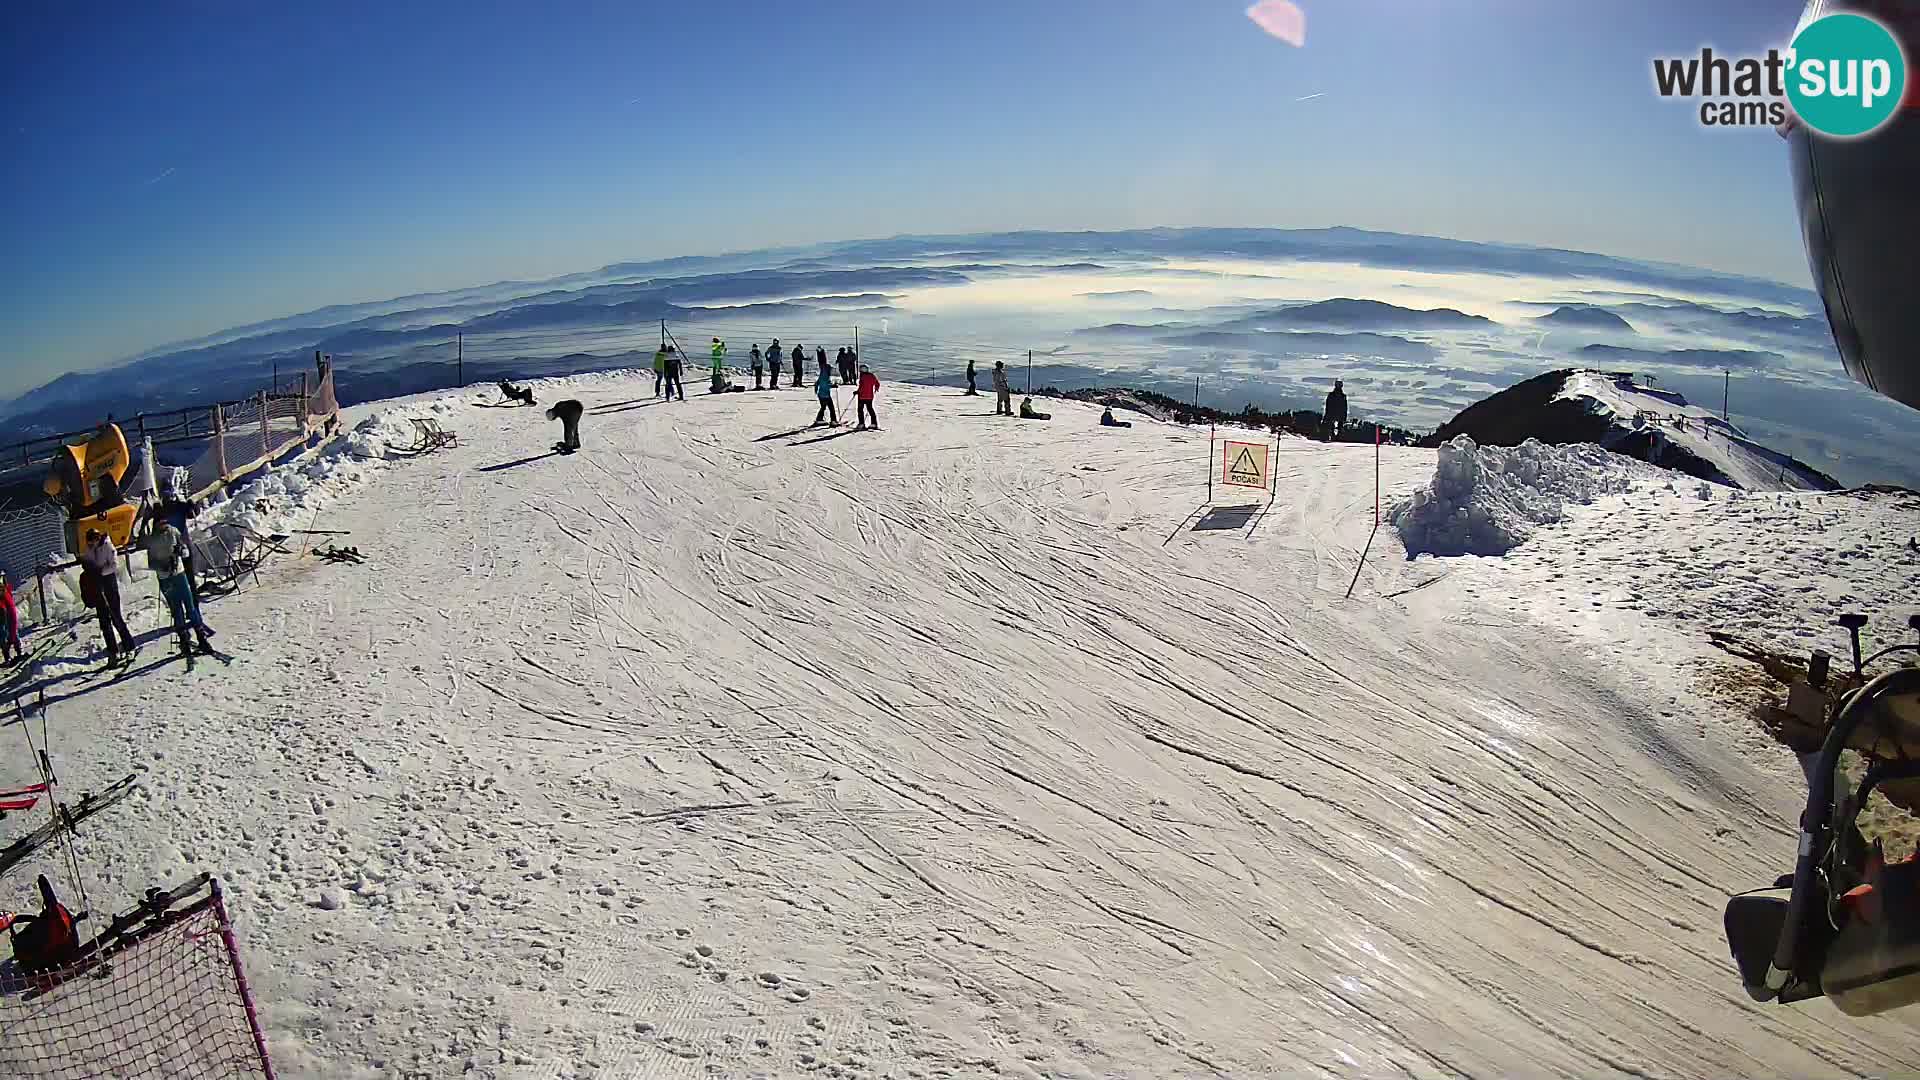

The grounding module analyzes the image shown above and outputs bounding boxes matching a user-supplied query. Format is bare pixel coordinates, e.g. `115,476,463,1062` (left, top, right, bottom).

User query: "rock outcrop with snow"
1429,368,1840,492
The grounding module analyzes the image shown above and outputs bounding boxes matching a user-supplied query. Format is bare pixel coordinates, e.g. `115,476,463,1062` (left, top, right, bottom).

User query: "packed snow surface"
4,372,1916,1078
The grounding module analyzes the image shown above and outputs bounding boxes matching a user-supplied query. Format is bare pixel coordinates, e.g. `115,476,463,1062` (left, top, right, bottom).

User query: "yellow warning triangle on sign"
1222,440,1268,488
1227,447,1261,485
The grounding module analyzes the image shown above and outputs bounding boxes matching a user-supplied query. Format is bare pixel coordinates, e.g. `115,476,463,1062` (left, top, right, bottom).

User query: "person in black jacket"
790,343,805,387
1323,380,1348,442
966,358,978,395
548,399,585,452
663,347,685,401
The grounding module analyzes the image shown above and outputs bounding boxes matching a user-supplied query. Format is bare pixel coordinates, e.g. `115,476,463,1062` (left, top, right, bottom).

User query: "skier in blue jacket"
813,365,838,426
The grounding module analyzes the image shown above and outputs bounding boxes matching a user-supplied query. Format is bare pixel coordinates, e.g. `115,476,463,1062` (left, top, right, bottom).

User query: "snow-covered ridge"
1431,368,1839,492
1553,370,1837,492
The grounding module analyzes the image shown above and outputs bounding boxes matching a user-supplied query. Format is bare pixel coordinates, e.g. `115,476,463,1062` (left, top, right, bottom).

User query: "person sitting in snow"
1099,406,1131,428
498,379,536,406
1019,397,1051,421
547,399,585,452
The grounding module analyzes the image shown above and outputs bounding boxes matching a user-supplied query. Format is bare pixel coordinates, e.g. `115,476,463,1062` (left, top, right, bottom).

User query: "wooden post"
259,390,269,451
35,567,46,625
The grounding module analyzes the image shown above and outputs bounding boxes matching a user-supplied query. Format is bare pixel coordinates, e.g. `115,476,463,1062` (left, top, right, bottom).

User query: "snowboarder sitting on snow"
499,380,536,406
1099,406,1131,428
856,365,881,430
813,363,839,426
547,399,585,453
1019,397,1051,421
1323,380,1348,442
148,518,215,656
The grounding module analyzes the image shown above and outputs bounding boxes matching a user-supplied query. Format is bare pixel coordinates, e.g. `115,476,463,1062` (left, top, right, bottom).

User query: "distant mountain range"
10,224,1913,491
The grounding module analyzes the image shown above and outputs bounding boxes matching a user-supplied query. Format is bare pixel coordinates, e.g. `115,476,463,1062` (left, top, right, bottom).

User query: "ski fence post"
213,404,228,483
456,333,463,388
259,391,269,451
212,878,280,1079
1375,423,1381,526
1026,350,1031,393
1207,423,1215,505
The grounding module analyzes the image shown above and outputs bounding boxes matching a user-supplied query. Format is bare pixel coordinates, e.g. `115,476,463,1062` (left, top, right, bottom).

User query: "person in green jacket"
653,346,669,397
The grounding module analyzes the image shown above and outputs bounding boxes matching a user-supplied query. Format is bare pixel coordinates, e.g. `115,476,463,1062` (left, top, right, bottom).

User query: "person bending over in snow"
856,365,881,430
548,399,585,453
1019,397,1051,421
148,519,216,656
1100,406,1131,428
814,363,839,426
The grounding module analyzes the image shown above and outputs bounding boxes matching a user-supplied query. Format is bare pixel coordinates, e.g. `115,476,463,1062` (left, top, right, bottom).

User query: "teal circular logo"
1787,12,1908,138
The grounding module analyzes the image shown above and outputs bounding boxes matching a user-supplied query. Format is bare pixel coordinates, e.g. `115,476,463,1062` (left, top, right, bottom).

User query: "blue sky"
1,1,1811,397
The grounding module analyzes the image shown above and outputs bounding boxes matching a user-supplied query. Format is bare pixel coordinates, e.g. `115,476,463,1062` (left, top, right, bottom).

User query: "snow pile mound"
207,399,459,536
1392,435,1646,556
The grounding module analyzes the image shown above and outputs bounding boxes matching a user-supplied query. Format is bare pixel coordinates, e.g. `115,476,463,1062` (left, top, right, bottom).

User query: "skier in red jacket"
0,576,19,663
855,366,881,431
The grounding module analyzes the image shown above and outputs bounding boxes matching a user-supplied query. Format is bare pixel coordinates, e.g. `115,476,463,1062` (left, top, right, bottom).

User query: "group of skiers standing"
73,487,220,668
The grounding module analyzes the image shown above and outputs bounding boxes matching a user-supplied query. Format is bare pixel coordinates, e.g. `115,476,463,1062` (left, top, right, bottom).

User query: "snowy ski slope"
4,372,1917,1078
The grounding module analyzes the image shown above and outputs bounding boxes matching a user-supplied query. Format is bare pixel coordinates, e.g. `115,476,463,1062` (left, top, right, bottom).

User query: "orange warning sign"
1221,441,1269,489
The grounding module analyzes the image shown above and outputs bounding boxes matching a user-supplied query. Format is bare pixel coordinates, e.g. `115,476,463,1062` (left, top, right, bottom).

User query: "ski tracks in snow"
11,377,1915,1079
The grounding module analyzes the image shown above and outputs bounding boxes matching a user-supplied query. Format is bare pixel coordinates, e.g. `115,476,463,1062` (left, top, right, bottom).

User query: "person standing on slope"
147,519,216,657
710,338,728,394
1323,379,1347,442
790,343,805,388
663,346,685,401
992,361,1013,416
750,344,764,390
815,345,828,383
0,575,20,664
548,399,585,452
768,338,784,390
653,345,669,398
966,358,978,395
855,365,881,431
813,362,839,426
79,529,137,664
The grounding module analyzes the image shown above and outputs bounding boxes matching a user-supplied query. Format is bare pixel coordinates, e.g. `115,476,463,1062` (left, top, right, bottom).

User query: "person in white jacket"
80,529,137,662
